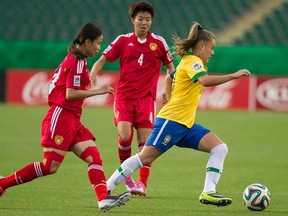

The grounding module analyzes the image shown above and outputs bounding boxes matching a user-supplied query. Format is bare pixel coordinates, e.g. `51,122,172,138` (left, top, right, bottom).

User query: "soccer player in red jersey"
0,23,130,212
90,1,175,196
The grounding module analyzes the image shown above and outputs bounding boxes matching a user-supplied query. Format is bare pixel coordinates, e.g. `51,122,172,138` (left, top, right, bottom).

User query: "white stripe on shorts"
50,106,62,139
152,119,169,146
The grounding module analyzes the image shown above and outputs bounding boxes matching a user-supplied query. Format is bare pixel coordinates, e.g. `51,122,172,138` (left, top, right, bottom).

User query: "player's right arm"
164,70,176,102
198,69,251,87
90,36,122,86
90,55,108,86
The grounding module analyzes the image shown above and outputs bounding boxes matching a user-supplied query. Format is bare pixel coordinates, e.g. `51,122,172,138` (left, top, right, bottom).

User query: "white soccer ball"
243,183,271,211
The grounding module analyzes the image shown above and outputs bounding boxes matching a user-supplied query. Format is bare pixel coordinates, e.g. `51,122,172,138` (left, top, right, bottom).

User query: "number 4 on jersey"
138,54,144,66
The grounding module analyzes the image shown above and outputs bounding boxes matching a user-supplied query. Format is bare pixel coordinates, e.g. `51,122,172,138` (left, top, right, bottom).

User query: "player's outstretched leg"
98,192,131,212
199,192,232,207
0,176,5,197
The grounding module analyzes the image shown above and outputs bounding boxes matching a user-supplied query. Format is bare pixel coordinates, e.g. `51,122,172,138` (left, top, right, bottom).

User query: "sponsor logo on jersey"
162,135,171,145
74,75,80,86
192,62,202,71
103,45,112,54
54,135,64,145
128,42,134,46
149,43,158,51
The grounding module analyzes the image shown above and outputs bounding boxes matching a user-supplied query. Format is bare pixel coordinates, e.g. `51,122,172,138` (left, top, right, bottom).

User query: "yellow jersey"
157,55,207,128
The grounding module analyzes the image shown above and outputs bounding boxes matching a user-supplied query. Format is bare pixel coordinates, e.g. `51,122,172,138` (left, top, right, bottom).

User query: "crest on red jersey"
54,135,64,145
149,43,157,51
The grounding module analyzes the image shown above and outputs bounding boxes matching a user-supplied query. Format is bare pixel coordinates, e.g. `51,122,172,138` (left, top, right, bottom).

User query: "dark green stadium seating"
236,2,288,46
1,0,287,45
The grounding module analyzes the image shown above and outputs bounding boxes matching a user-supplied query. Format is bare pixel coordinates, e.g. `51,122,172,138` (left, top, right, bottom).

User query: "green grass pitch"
0,104,287,215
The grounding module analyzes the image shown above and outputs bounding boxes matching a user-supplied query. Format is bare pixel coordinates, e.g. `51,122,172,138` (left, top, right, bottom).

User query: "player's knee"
219,143,228,155
119,125,134,144
80,146,102,165
43,151,65,175
211,143,228,157
119,133,133,144
138,153,154,166
48,162,61,174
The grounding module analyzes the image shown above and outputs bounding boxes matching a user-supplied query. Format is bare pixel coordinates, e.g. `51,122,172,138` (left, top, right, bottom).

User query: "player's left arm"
66,85,114,100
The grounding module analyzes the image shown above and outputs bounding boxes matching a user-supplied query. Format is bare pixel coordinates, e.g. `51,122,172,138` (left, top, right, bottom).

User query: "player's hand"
233,69,251,79
99,84,114,95
162,93,168,104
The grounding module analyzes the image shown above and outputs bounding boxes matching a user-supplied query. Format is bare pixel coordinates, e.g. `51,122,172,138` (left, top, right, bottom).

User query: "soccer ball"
243,183,271,211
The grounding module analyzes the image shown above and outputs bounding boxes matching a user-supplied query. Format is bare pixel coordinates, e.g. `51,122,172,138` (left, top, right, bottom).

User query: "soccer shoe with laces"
130,181,146,196
124,176,135,192
98,192,131,212
0,176,5,198
199,192,232,207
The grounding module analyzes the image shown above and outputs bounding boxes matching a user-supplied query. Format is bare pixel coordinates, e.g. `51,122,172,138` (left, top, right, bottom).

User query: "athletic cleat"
0,176,5,198
98,192,131,212
130,181,146,196
199,192,232,207
124,176,135,192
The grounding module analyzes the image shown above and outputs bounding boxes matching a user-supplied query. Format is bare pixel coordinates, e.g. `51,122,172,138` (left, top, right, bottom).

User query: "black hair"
129,1,155,18
68,23,102,60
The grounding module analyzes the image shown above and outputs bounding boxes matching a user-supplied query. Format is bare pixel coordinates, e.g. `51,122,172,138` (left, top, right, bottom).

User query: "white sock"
107,154,143,192
203,143,228,193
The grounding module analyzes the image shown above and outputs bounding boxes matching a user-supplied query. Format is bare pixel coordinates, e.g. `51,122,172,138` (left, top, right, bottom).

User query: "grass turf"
0,104,287,215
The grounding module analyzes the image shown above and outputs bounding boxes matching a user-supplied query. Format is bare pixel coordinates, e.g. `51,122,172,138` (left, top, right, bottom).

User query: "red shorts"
41,105,95,151
113,94,156,129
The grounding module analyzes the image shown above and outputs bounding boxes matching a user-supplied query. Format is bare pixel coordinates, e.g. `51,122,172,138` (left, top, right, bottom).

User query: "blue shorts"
145,118,211,153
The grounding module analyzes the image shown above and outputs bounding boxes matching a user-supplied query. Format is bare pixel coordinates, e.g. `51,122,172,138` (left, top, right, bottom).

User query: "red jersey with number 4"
103,32,173,100
48,53,90,116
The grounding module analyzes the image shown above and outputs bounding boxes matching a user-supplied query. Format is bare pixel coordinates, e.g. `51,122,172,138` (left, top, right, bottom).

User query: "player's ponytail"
68,23,102,60
173,22,215,58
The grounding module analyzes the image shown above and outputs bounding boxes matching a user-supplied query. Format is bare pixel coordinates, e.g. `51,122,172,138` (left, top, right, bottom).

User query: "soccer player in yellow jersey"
106,22,251,207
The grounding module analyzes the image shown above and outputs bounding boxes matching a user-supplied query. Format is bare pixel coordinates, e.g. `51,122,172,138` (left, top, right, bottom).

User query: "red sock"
88,164,108,202
139,165,151,187
138,143,151,187
81,146,109,202
118,126,133,163
0,162,49,190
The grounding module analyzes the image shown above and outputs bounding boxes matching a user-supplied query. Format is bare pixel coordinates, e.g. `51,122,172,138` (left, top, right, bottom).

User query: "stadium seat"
0,0,287,45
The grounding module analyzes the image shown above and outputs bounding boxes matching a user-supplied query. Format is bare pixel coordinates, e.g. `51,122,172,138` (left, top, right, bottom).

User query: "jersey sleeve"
157,36,173,65
66,61,84,90
187,61,207,82
102,35,122,62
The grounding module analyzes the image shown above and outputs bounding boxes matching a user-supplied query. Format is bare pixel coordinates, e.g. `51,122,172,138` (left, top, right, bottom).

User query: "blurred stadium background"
0,0,287,110
1,0,288,45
